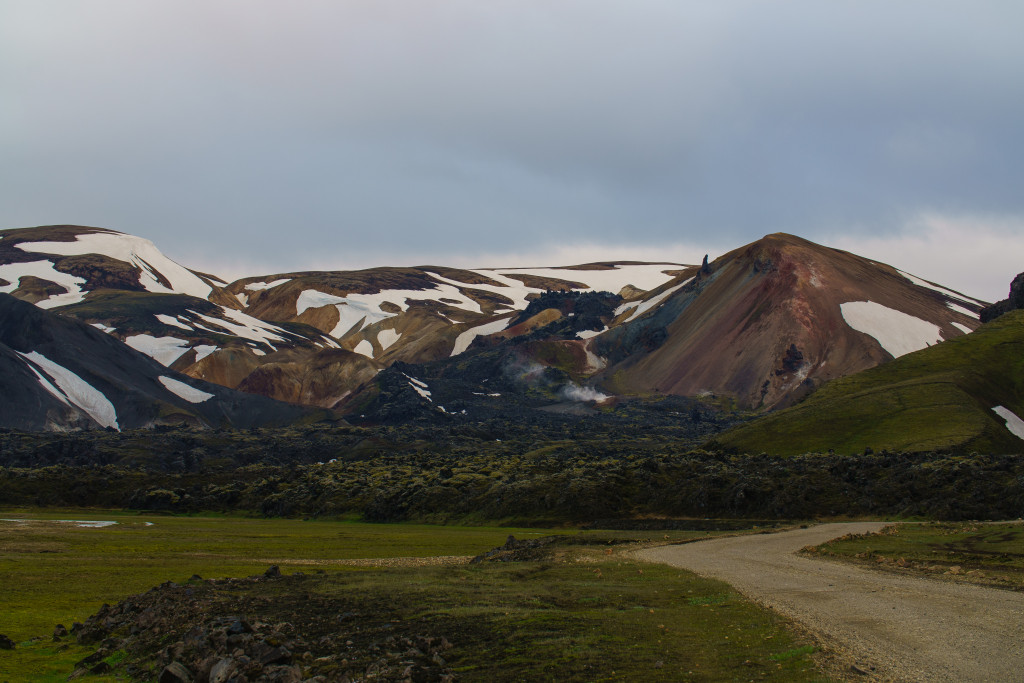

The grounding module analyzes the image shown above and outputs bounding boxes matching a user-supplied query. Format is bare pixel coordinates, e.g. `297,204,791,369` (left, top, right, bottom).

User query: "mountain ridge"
0,224,992,429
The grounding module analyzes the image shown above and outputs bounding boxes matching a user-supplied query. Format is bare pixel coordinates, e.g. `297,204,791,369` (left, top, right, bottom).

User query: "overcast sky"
2,1,1022,301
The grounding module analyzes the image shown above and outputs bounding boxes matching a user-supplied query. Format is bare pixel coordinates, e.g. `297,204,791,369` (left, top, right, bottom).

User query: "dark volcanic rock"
980,271,1024,322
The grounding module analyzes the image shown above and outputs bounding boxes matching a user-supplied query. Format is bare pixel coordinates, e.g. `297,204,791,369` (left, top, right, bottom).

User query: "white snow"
0,259,87,308
22,362,72,406
575,328,607,340
235,292,249,306
839,301,943,358
190,307,289,349
191,344,218,362
615,277,694,323
17,351,119,430
158,376,214,403
992,406,1024,440
479,263,681,299
296,285,484,338
155,313,192,331
18,231,213,299
244,278,291,291
91,323,116,333
946,302,980,319
402,374,432,401
450,316,514,356
899,270,987,306
403,374,428,388
251,348,266,357
377,328,402,352
293,264,682,341
353,339,374,358
951,322,973,335
125,334,191,366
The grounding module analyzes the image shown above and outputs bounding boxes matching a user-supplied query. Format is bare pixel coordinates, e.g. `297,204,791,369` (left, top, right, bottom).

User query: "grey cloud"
1,1,1022,280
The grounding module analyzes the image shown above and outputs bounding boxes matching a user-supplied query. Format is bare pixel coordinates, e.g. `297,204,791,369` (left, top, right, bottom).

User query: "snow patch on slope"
159,376,214,403
155,314,192,331
451,317,514,356
951,322,973,335
125,334,191,366
17,351,119,430
839,301,943,358
992,406,1024,440
402,373,432,401
946,302,979,319
0,260,87,308
353,340,374,358
191,344,218,362
576,327,607,340
18,231,212,299
900,270,986,307
245,278,291,291
615,277,694,323
377,328,402,352
191,308,289,349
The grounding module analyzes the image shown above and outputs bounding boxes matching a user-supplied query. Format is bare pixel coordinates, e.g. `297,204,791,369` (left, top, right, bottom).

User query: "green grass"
0,510,570,642
0,510,833,682
716,310,1024,455
807,521,1024,590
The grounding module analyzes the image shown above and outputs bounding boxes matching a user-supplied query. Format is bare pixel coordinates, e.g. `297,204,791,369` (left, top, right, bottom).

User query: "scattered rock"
53,623,68,638
264,565,282,578
158,660,193,683
208,657,237,683
0,633,15,649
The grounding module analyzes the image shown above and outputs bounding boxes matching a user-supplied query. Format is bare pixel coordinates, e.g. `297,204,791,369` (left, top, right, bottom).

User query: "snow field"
18,231,213,299
17,351,119,430
839,301,943,358
0,260,87,308
125,335,191,366
246,278,292,290
158,376,214,404
614,277,694,323
992,406,1024,440
450,316,514,356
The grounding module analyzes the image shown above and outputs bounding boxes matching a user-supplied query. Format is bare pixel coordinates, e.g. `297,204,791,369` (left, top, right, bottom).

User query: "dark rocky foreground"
60,567,457,682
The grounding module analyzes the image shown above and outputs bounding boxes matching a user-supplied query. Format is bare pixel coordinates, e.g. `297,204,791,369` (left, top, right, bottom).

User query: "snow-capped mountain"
0,225,988,425
0,293,320,431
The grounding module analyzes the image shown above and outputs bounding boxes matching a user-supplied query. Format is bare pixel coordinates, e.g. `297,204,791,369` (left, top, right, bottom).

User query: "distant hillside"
713,309,1024,455
0,293,325,431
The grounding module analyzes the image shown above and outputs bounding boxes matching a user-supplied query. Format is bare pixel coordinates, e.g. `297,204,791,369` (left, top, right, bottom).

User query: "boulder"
158,661,193,683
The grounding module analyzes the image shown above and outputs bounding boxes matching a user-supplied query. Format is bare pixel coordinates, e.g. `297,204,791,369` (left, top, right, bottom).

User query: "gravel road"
638,522,1024,682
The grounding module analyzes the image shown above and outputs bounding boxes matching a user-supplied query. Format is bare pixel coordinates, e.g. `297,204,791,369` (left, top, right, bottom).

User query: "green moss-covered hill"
714,309,1024,455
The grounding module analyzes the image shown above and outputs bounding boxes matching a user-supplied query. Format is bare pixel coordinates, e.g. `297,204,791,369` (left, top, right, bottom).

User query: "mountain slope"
593,233,985,409
713,309,1024,455
0,293,322,431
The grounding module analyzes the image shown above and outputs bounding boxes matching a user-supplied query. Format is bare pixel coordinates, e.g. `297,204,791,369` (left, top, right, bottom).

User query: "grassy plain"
807,521,1024,590
0,510,830,682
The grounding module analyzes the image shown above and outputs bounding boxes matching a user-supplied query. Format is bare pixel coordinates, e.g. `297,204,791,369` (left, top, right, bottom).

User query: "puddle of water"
1,518,119,528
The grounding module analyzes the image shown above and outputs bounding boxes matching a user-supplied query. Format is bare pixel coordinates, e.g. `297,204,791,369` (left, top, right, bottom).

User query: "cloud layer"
1,1,1021,300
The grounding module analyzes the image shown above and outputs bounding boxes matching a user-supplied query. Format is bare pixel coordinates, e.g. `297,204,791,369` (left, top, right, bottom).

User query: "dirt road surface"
639,522,1024,682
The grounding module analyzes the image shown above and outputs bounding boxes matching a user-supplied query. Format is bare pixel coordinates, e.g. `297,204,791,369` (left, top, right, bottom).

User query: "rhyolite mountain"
0,293,324,431
713,306,1024,455
0,225,990,429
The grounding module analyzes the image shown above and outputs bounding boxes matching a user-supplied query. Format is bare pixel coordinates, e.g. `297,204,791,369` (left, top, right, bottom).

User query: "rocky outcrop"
980,271,1024,322
64,570,458,682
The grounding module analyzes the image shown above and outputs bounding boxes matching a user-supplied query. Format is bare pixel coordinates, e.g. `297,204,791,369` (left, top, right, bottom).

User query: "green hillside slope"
714,310,1024,455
